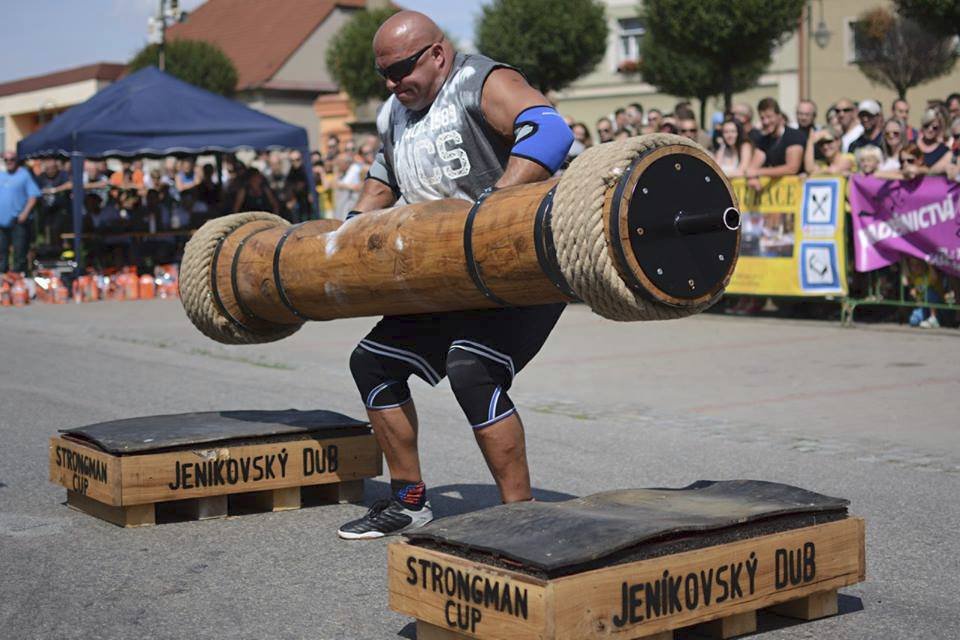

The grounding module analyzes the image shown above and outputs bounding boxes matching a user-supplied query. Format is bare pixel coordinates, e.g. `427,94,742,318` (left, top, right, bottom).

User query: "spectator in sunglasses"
833,98,863,153
678,118,699,143
918,109,951,172
334,10,573,541
596,117,615,143
848,99,884,154
898,143,926,181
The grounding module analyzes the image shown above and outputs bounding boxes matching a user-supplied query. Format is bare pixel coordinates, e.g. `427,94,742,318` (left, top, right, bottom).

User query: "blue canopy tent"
17,67,314,270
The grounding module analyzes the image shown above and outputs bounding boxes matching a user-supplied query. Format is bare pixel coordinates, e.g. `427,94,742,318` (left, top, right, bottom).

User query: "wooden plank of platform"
50,437,122,506
691,610,756,638
389,542,550,640
119,433,381,505
550,517,864,640
66,490,154,527
768,588,838,620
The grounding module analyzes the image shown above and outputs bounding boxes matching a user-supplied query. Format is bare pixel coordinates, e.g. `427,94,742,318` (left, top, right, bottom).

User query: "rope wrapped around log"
179,134,740,345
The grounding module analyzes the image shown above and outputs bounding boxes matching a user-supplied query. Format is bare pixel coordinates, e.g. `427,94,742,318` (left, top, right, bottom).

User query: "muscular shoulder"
480,68,550,139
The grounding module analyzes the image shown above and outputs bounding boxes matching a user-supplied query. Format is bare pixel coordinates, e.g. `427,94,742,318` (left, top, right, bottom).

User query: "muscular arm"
480,68,556,188
354,177,398,212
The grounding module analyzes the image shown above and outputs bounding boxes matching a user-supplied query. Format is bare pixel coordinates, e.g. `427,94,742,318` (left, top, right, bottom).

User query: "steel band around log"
179,134,742,345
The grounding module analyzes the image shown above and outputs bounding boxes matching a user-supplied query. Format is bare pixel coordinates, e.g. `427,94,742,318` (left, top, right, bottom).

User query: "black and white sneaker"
337,499,433,539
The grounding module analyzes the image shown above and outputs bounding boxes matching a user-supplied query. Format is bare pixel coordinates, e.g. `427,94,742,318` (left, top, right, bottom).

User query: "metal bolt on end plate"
688,279,696,289
656,267,664,275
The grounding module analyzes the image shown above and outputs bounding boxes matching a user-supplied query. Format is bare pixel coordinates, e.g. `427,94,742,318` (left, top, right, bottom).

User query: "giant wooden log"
180,135,741,344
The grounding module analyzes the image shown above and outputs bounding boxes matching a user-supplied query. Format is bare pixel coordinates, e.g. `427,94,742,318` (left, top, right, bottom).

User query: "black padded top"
405,480,848,573
61,409,369,454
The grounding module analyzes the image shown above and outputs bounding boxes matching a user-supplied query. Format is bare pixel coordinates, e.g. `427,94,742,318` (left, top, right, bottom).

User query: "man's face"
615,112,628,129
678,119,698,141
3,153,16,172
625,106,642,126
43,159,59,175
796,103,816,128
596,120,614,142
375,40,442,111
893,100,910,122
646,111,662,130
290,152,302,166
949,98,960,120
758,109,780,135
835,101,856,128
858,111,880,132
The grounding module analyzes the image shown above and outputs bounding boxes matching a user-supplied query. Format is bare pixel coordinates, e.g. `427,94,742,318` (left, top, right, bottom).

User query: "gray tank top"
369,52,514,204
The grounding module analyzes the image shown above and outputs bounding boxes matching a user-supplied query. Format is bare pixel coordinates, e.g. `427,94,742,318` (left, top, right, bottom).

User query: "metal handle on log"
179,135,741,344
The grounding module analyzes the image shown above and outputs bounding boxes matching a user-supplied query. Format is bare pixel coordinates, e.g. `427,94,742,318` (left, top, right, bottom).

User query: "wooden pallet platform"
50,430,381,527
389,517,865,640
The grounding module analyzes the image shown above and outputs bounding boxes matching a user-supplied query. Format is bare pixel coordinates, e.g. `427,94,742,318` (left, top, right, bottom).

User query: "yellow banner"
727,176,847,296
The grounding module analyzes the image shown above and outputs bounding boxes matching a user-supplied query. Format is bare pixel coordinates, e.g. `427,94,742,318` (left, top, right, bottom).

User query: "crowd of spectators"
565,93,960,326
0,133,383,273
567,93,960,186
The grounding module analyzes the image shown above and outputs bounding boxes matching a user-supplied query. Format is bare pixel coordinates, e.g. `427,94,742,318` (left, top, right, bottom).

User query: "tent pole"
70,152,85,275
215,152,223,190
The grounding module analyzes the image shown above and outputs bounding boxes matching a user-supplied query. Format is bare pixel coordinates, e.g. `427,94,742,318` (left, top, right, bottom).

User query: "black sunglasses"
375,43,435,83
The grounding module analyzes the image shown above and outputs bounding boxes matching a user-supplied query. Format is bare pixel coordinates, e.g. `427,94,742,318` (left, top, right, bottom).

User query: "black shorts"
357,303,565,387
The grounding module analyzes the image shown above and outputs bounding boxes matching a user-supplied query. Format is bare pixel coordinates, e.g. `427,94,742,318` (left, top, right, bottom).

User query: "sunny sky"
0,0,485,84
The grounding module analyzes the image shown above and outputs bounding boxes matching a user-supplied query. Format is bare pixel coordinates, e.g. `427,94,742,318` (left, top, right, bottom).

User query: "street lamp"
812,0,831,49
149,0,188,71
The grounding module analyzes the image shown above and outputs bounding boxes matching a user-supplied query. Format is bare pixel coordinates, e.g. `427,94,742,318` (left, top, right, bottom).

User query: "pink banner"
848,175,960,276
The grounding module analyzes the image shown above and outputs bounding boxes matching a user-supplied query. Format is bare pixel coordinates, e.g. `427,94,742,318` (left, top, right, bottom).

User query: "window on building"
617,17,644,66
0,116,5,152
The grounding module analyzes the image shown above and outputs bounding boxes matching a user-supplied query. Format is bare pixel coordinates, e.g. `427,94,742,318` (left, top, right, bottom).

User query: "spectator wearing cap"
834,98,863,153
745,98,805,191
804,127,854,175
0,151,41,273
891,99,918,142
848,100,884,154
918,109,952,173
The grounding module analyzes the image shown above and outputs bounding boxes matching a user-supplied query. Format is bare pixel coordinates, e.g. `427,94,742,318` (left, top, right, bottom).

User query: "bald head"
374,11,444,59
372,10,453,111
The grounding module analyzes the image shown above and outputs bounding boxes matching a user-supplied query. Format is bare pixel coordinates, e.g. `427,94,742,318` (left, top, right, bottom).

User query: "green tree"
640,33,768,126
326,7,399,104
129,39,237,96
475,0,608,93
642,0,805,112
852,7,957,100
894,0,960,37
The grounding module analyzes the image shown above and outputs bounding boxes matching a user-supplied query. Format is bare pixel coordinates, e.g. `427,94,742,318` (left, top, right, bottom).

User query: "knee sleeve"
446,348,516,429
349,346,413,410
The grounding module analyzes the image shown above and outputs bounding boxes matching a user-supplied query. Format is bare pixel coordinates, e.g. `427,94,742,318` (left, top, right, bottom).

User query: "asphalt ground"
1,299,958,639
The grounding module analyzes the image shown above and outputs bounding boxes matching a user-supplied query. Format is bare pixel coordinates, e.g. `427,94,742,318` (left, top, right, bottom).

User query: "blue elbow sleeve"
511,106,574,174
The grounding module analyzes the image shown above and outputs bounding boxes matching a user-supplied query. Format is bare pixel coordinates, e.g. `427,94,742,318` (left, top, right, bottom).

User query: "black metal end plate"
60,409,370,454
623,153,738,300
405,480,849,576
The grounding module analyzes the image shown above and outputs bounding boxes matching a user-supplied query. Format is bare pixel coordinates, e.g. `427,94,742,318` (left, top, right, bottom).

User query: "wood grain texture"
117,433,381,505
388,519,864,640
549,518,864,640
217,179,578,323
691,610,756,638
768,589,838,620
49,436,122,506
389,541,550,640
66,490,154,527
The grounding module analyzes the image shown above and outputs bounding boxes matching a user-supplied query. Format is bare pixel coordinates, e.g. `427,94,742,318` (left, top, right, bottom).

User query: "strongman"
337,11,573,539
